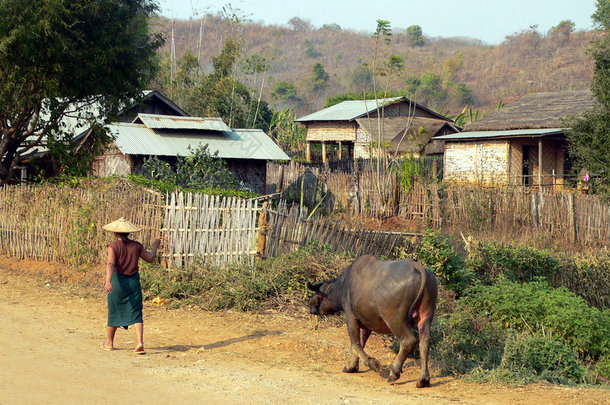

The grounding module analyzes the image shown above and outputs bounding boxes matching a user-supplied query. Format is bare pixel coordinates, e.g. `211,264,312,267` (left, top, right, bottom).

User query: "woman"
99,217,160,354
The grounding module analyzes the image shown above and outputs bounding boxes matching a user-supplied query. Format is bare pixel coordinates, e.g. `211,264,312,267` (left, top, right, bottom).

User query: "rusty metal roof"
108,122,290,161
133,113,231,132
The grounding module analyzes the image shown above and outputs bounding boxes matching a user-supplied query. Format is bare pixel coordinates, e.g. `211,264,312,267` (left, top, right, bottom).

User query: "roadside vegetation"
139,232,610,387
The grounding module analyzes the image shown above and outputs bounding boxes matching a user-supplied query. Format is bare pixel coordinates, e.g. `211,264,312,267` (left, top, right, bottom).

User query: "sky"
156,0,598,45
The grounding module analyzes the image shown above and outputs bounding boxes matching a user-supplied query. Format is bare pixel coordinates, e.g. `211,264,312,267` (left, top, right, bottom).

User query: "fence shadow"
151,330,284,353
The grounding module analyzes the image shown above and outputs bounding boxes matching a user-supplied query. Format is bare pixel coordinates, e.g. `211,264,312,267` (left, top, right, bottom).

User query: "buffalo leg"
343,328,371,373
343,317,380,373
416,315,433,388
387,325,417,383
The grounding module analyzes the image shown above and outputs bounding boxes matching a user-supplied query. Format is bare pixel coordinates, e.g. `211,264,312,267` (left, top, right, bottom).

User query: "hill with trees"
151,13,597,118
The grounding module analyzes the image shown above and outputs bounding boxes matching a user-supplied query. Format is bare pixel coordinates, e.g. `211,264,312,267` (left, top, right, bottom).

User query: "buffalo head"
307,280,340,316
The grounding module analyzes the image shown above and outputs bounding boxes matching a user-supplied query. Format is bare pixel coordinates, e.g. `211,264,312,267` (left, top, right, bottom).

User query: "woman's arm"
105,246,116,293
140,239,161,263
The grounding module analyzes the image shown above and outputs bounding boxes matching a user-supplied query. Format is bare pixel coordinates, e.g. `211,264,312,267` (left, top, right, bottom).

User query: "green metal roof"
108,122,290,161
296,97,406,122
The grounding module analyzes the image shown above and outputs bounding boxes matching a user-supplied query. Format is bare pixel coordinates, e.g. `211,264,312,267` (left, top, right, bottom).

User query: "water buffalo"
307,255,438,387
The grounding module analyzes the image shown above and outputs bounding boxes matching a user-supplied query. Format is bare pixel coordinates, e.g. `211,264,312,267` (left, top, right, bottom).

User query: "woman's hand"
104,280,113,293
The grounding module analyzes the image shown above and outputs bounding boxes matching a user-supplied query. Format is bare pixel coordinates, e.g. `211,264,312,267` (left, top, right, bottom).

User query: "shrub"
400,229,473,296
431,303,505,375
499,333,585,385
466,241,610,309
461,279,610,360
467,242,561,283
595,354,610,381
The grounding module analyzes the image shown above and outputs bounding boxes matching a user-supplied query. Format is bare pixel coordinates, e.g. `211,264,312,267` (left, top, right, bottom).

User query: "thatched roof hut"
464,90,595,131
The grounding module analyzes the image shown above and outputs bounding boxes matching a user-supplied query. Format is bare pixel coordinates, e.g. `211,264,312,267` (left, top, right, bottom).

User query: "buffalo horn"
307,281,322,291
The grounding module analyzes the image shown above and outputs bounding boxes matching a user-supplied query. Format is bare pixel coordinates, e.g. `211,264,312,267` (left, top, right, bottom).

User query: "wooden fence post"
256,201,269,259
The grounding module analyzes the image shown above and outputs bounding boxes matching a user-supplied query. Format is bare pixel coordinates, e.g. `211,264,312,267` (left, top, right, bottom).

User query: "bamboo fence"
442,186,610,246
0,181,163,264
161,192,261,268
263,202,414,258
1,171,609,268
268,162,610,247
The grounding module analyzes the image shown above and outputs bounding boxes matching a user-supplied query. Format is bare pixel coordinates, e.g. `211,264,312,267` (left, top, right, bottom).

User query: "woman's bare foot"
99,342,113,351
134,346,146,355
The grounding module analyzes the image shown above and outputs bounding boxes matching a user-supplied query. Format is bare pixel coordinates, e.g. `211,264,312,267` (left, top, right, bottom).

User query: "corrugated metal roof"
433,128,565,141
108,123,290,161
295,97,404,122
134,113,231,132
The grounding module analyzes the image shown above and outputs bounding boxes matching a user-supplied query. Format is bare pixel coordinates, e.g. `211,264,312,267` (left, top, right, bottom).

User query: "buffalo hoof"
342,365,358,373
416,379,431,388
367,358,382,373
387,369,400,383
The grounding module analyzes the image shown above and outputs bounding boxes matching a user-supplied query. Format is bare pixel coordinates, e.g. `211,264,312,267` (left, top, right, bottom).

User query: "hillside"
152,14,598,117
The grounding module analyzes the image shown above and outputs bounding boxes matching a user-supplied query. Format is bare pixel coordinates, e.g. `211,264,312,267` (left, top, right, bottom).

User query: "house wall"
444,140,509,185
305,121,356,142
305,102,442,144
119,97,184,122
226,159,266,194
507,139,565,186
92,145,132,176
354,142,370,159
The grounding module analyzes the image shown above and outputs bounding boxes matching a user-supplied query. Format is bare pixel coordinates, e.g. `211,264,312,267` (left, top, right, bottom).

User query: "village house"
295,97,458,164
25,90,289,193
95,113,290,193
433,90,596,188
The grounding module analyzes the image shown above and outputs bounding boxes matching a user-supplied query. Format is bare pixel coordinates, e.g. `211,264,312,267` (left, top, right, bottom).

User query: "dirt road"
0,259,608,405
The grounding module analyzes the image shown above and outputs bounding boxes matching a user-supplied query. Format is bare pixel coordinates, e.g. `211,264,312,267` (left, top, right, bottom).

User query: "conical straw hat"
103,217,141,233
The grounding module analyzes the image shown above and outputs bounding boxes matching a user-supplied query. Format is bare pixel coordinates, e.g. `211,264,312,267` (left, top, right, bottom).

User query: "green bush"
557,253,610,308
402,229,473,296
461,279,610,360
431,304,505,375
499,333,585,385
595,354,610,381
433,278,610,384
128,174,257,198
466,242,610,308
467,242,561,283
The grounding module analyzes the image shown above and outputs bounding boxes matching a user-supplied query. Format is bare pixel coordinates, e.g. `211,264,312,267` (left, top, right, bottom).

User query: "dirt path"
0,259,608,405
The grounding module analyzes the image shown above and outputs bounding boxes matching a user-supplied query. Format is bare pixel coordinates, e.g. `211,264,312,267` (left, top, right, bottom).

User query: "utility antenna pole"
197,16,206,67
171,20,176,83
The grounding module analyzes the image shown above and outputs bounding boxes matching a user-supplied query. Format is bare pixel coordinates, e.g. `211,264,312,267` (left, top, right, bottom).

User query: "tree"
406,25,424,46
565,0,610,195
350,65,373,92
152,50,200,110
186,37,272,130
321,23,342,32
0,0,162,184
140,145,241,191
304,39,322,58
549,20,575,45
271,81,298,101
311,63,330,91
287,16,313,31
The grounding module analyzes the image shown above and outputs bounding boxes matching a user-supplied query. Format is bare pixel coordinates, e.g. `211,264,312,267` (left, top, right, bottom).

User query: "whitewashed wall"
444,140,508,185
